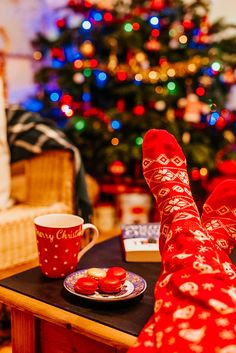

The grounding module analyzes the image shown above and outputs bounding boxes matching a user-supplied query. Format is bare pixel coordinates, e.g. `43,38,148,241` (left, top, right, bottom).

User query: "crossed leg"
127,130,236,353
201,180,236,281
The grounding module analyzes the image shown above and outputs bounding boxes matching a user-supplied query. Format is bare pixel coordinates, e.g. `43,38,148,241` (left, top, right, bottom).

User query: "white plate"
63,268,147,302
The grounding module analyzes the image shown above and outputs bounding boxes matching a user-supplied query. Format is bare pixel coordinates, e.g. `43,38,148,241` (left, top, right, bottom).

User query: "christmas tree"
27,0,236,191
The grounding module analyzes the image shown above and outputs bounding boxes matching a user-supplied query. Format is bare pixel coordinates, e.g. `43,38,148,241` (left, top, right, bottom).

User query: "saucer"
63,268,147,302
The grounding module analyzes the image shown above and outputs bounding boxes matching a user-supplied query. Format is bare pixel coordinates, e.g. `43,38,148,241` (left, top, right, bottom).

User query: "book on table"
120,223,161,262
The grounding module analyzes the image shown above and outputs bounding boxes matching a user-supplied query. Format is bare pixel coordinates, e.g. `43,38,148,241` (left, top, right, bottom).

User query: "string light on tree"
154,100,166,111
75,119,86,131
30,0,236,190
108,160,126,175
80,40,95,57
73,72,85,84
136,136,143,146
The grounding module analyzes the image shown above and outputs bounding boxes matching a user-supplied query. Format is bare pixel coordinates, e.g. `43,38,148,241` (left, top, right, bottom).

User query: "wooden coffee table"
0,237,161,353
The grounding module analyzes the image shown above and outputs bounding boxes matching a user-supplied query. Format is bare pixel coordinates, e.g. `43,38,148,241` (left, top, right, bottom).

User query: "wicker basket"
0,150,76,271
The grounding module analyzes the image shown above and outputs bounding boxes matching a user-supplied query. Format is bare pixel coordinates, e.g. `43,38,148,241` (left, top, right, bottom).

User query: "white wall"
0,0,235,104
210,0,236,23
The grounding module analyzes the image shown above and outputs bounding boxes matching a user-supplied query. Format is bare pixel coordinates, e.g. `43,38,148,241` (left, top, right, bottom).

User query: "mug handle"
77,223,99,261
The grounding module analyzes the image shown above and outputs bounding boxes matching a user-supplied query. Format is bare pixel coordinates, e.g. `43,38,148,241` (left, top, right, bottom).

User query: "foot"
142,129,200,250
201,179,236,255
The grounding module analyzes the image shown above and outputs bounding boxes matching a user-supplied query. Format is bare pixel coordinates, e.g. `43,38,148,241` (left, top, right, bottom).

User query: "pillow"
0,78,12,210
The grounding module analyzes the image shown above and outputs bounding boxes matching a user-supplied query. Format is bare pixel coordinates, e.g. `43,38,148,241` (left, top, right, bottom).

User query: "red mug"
34,213,99,278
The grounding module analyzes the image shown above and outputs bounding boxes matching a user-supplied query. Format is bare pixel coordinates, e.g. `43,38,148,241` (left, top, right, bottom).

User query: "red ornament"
217,160,236,175
117,99,125,113
60,94,73,105
51,48,65,61
108,161,126,176
89,59,98,68
104,12,113,22
132,22,140,31
56,18,66,28
150,0,165,11
159,57,167,66
67,0,76,5
216,144,236,175
191,168,200,181
196,87,205,97
151,29,160,37
215,116,226,130
117,71,127,81
182,19,194,30
133,105,145,116
84,1,93,8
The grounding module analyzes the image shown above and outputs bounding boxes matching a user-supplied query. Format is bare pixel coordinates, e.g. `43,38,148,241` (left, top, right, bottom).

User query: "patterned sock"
142,129,201,253
201,179,236,255
127,130,236,353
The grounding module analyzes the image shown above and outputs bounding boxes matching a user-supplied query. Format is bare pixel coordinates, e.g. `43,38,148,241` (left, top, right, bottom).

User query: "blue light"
52,58,64,68
211,111,220,119
149,16,159,27
51,107,62,118
208,112,220,126
209,118,216,126
98,72,107,81
50,92,60,102
22,98,43,112
93,12,103,22
192,28,200,35
82,20,92,30
94,70,108,88
134,79,142,86
111,120,121,130
64,45,81,62
82,92,91,102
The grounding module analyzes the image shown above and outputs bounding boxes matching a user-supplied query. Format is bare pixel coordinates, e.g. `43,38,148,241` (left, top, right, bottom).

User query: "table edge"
0,286,136,350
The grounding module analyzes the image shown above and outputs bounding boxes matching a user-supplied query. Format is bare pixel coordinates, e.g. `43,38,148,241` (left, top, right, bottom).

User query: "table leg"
11,308,36,353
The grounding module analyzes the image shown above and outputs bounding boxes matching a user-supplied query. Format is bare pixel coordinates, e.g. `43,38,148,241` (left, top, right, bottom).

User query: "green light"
169,29,176,37
83,68,92,77
75,119,86,131
124,23,133,32
167,82,176,91
136,136,143,146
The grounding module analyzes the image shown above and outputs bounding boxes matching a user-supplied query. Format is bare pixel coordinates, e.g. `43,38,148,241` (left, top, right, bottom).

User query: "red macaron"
106,267,127,284
74,276,98,295
99,276,122,294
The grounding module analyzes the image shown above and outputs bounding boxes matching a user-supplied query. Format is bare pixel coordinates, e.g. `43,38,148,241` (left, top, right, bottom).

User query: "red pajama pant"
128,129,236,353
128,219,236,353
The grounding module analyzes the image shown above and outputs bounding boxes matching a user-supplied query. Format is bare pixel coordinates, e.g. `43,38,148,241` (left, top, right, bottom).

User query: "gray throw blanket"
6,106,92,222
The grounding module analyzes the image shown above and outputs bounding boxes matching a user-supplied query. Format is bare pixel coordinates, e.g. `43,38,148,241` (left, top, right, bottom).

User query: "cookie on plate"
74,276,98,295
107,267,127,284
87,268,107,281
99,276,122,294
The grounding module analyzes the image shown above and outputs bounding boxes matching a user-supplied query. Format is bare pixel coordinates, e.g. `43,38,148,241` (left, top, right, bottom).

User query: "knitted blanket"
6,106,92,222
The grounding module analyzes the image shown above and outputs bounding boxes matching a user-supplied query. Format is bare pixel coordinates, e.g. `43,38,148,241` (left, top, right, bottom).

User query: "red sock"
127,130,236,353
201,179,236,255
142,129,201,253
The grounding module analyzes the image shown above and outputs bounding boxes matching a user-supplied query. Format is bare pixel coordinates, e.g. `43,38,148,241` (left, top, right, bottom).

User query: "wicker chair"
0,149,76,273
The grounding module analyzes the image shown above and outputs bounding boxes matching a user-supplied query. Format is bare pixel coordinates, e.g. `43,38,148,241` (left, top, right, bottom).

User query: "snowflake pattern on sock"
127,130,236,353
